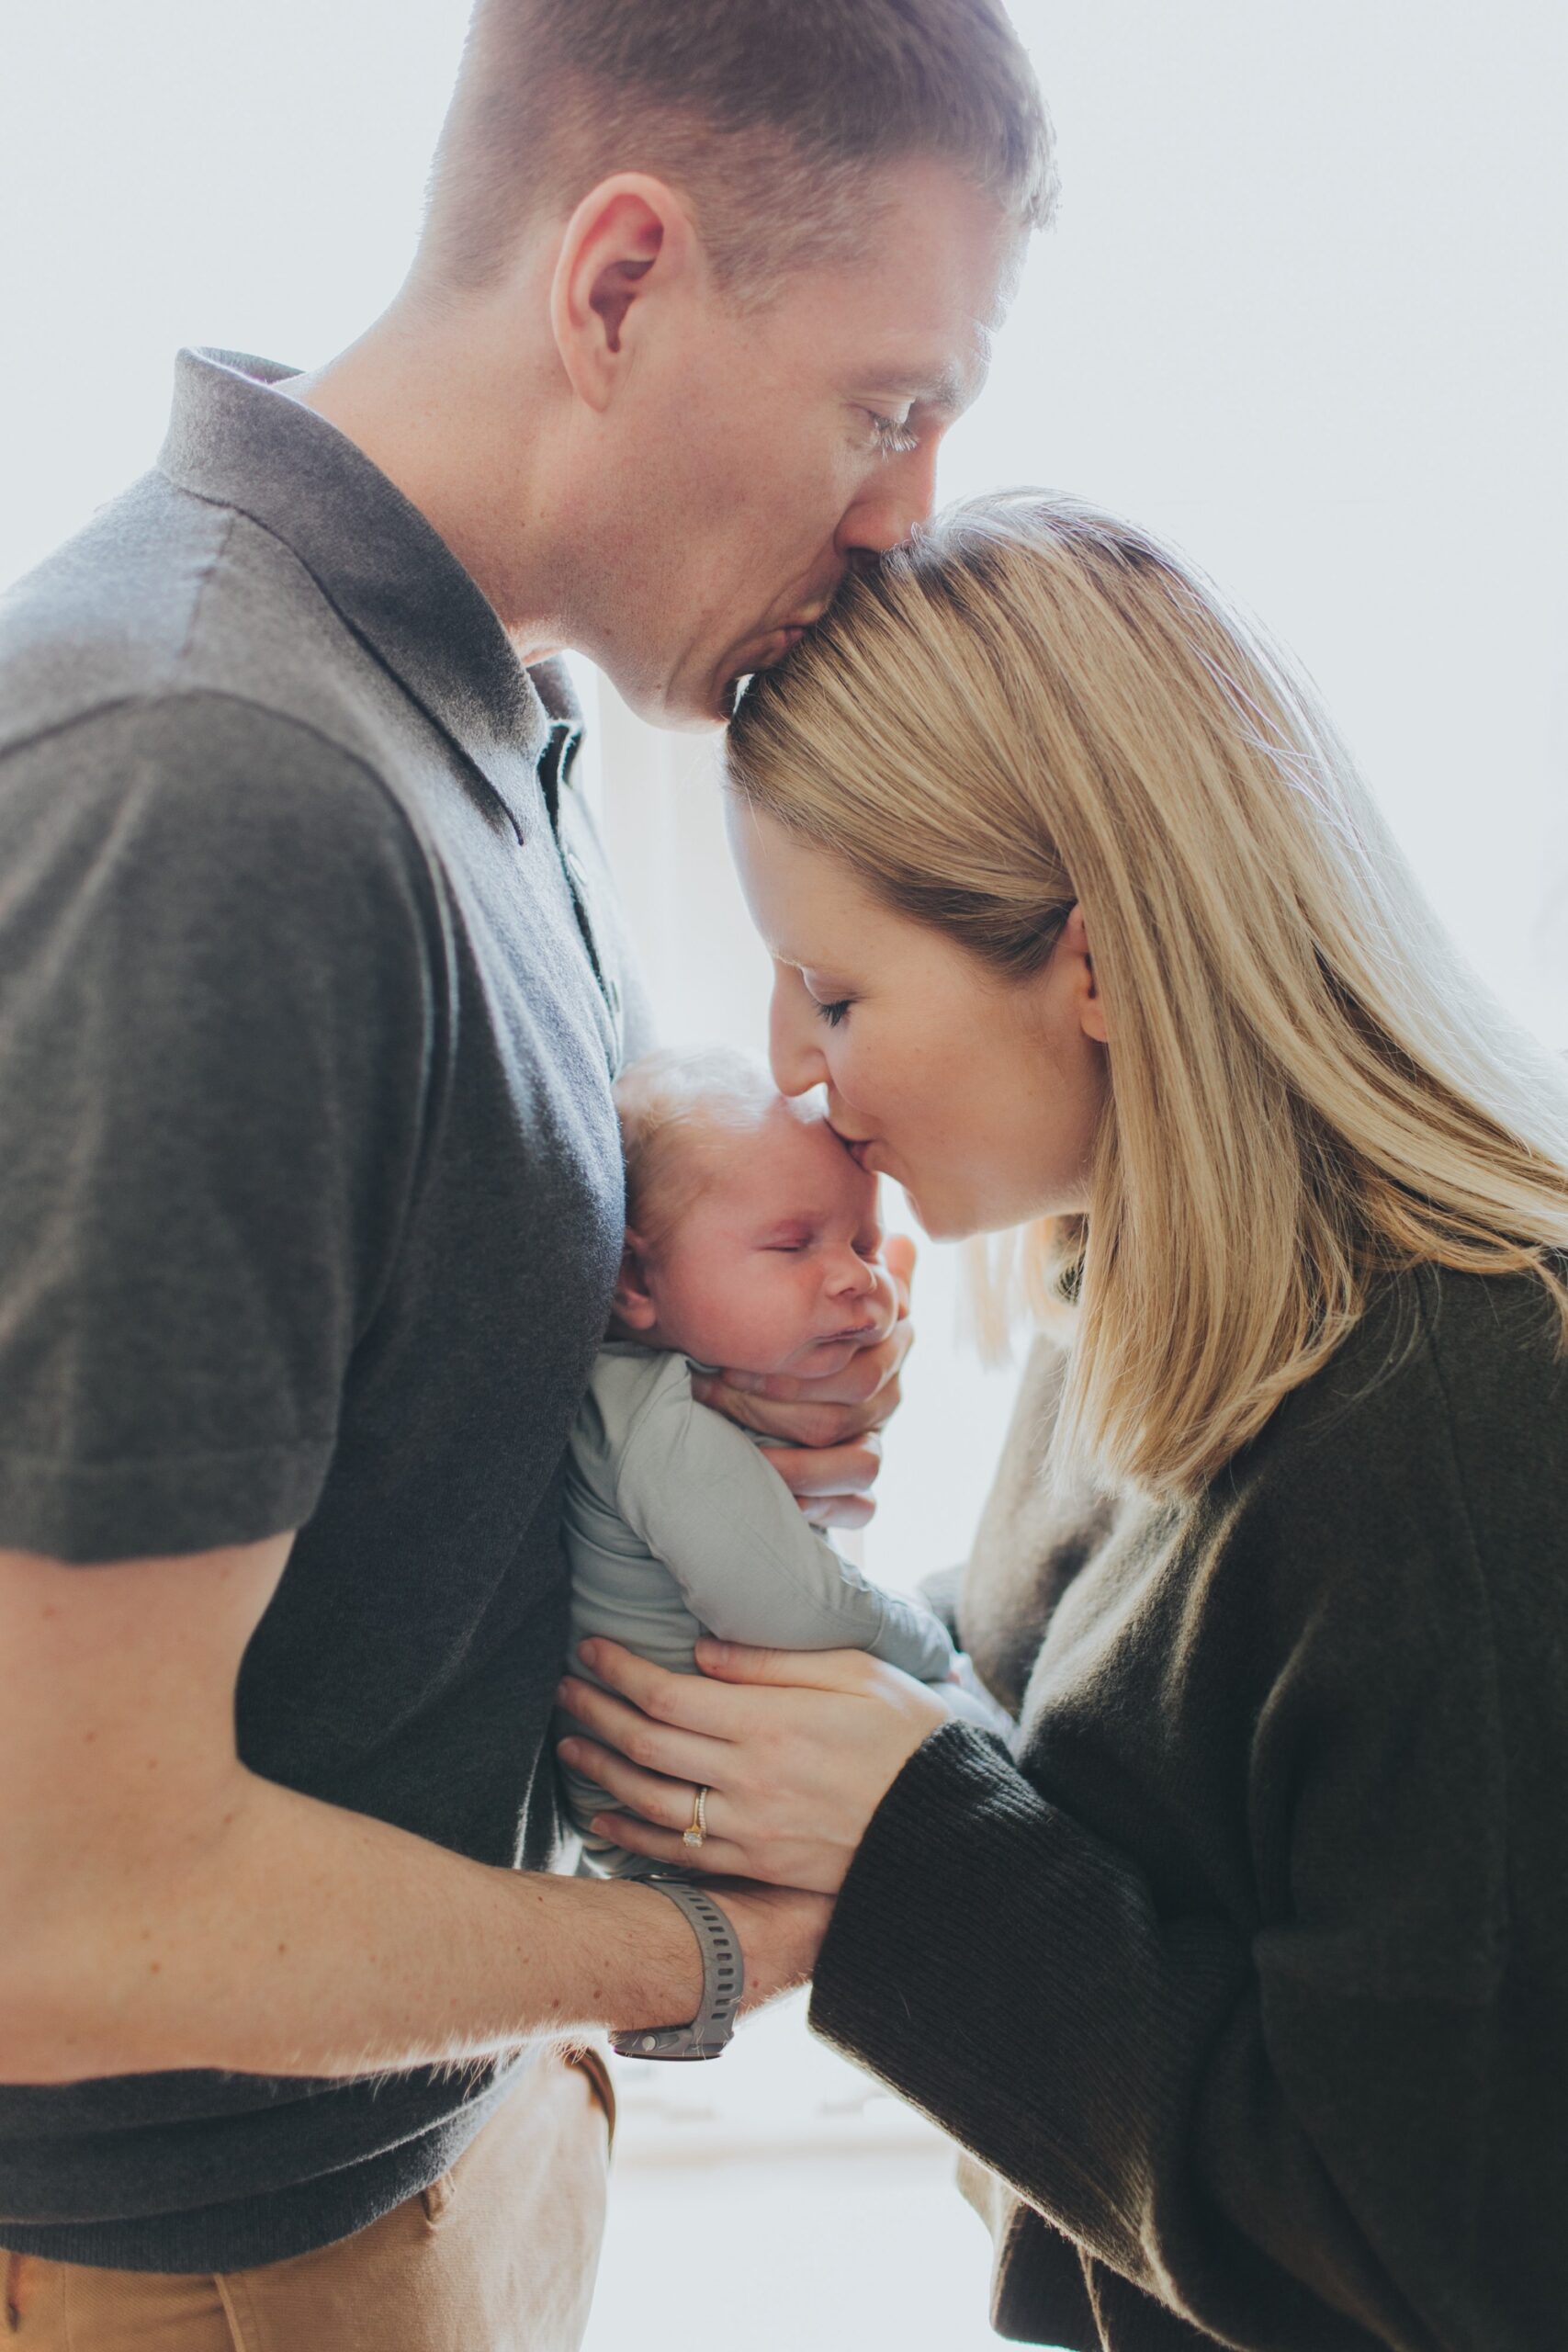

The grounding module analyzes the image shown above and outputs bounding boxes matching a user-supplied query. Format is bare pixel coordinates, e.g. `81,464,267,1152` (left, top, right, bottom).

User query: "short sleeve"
0,692,439,1561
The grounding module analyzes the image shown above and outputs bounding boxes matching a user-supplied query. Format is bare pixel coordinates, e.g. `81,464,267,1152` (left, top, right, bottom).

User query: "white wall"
4,2,1564,1588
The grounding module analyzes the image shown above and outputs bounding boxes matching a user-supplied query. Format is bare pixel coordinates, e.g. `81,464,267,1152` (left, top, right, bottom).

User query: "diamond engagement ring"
682,1785,709,1849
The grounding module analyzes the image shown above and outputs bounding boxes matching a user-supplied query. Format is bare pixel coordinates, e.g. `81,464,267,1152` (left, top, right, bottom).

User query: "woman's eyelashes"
795,967,855,1024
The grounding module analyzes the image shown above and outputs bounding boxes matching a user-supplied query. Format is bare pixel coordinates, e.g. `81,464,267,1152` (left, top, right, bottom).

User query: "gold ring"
682,1785,708,1849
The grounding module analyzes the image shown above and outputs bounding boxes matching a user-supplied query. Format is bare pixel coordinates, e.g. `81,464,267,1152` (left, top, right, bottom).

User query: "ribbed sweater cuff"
807,1720,1241,2245
810,1720,1034,2100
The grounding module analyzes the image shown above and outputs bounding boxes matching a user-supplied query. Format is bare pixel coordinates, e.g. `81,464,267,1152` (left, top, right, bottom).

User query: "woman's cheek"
833,1037,869,1110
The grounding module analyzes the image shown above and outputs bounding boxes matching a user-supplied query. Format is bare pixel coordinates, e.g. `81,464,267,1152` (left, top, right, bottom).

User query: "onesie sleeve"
613,1375,957,1680
0,693,438,1562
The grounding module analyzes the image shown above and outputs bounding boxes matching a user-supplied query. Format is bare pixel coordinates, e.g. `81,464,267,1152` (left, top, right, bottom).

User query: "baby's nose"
829,1249,877,1295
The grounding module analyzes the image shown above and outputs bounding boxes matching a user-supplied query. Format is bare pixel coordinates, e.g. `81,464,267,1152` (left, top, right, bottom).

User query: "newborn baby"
558,1046,999,1878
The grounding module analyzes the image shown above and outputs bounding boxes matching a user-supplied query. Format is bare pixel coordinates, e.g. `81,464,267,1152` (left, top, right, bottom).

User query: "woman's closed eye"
813,998,852,1028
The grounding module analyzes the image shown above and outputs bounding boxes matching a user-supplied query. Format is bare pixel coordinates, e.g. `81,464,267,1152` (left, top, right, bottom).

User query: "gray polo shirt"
0,349,647,2269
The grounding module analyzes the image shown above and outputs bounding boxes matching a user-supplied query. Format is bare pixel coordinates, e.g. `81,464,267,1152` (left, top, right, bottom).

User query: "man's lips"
750,624,809,668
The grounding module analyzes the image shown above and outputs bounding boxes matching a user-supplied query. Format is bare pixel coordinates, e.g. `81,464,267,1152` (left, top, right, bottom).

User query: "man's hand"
692,1234,917,1530
703,1882,836,2017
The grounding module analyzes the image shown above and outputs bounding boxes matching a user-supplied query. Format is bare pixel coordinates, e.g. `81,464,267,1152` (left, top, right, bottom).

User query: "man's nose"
836,440,941,562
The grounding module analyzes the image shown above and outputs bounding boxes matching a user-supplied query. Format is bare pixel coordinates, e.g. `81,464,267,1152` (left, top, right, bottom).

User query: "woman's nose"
769,983,828,1098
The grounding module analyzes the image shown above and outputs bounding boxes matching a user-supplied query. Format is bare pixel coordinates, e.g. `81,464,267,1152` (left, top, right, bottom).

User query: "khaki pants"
3,2048,613,2352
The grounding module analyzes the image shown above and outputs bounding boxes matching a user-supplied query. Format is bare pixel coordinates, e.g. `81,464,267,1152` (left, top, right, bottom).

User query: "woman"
554,493,1568,2350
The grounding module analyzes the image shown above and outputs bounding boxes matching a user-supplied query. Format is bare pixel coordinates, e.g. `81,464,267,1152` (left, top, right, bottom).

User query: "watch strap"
609,1879,744,2062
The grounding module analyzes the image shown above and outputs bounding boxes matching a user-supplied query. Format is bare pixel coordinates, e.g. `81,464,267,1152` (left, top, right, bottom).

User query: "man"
0,0,1052,2341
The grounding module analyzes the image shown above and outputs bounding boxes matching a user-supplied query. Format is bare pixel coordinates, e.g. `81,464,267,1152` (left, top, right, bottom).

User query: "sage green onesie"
558,1340,1005,1874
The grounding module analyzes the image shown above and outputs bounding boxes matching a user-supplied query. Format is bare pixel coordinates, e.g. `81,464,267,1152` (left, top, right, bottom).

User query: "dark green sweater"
810,1264,1567,2350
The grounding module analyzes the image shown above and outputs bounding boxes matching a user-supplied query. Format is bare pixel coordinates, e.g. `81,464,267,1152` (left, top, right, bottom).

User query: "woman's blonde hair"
726,491,1568,1495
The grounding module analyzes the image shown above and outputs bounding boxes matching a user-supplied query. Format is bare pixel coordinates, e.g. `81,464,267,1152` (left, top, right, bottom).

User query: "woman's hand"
692,1236,917,1531
556,1635,950,1894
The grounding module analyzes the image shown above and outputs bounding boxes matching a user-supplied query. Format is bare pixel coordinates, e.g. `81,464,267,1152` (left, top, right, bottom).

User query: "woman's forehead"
728,806,894,967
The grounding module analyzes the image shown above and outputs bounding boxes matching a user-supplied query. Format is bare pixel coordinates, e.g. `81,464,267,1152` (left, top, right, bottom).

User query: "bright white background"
3,7,1564,2347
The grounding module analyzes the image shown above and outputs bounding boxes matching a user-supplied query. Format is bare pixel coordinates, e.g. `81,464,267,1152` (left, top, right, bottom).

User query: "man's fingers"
694,1310,913,1419
763,1434,882,1498
885,1231,918,1308
697,1389,862,1449
797,1491,876,1532
694,1366,878,1419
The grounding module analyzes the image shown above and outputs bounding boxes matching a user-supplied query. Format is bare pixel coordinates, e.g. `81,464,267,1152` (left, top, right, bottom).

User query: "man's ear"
549,173,698,412
1061,902,1110,1046
611,1229,660,1329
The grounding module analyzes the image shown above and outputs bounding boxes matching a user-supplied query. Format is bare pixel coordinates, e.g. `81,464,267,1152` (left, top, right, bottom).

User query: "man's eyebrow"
894,333,995,418
864,353,987,418
886,363,970,416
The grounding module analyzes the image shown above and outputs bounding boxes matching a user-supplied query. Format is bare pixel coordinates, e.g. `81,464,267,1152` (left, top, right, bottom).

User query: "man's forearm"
0,1768,701,2086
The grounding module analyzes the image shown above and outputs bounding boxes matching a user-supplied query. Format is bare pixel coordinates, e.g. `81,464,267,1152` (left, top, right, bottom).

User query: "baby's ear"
612,1230,659,1329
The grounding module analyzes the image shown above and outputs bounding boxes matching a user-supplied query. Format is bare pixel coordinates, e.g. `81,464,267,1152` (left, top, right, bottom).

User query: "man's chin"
615,650,779,732
676,655,760,729
600,662,730,735
658,694,730,737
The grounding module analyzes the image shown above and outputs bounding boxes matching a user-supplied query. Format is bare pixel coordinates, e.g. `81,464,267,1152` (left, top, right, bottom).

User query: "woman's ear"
611,1230,660,1329
549,173,697,413
1061,903,1110,1046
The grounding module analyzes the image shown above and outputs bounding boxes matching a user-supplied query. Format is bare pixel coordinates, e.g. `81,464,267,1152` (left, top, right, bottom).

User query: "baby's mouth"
811,1317,886,1349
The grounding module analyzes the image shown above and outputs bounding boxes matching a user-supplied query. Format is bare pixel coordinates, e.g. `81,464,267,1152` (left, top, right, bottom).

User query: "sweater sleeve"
614,1379,957,1682
809,1274,1567,2352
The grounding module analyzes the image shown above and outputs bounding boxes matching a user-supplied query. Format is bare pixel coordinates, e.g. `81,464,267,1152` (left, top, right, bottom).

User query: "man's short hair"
416,0,1056,305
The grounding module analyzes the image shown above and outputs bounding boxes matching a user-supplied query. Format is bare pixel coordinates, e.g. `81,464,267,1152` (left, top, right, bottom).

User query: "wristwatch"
609,1880,744,2062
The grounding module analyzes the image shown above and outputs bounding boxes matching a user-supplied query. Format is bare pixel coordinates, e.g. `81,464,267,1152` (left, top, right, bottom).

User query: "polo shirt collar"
156,347,560,841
